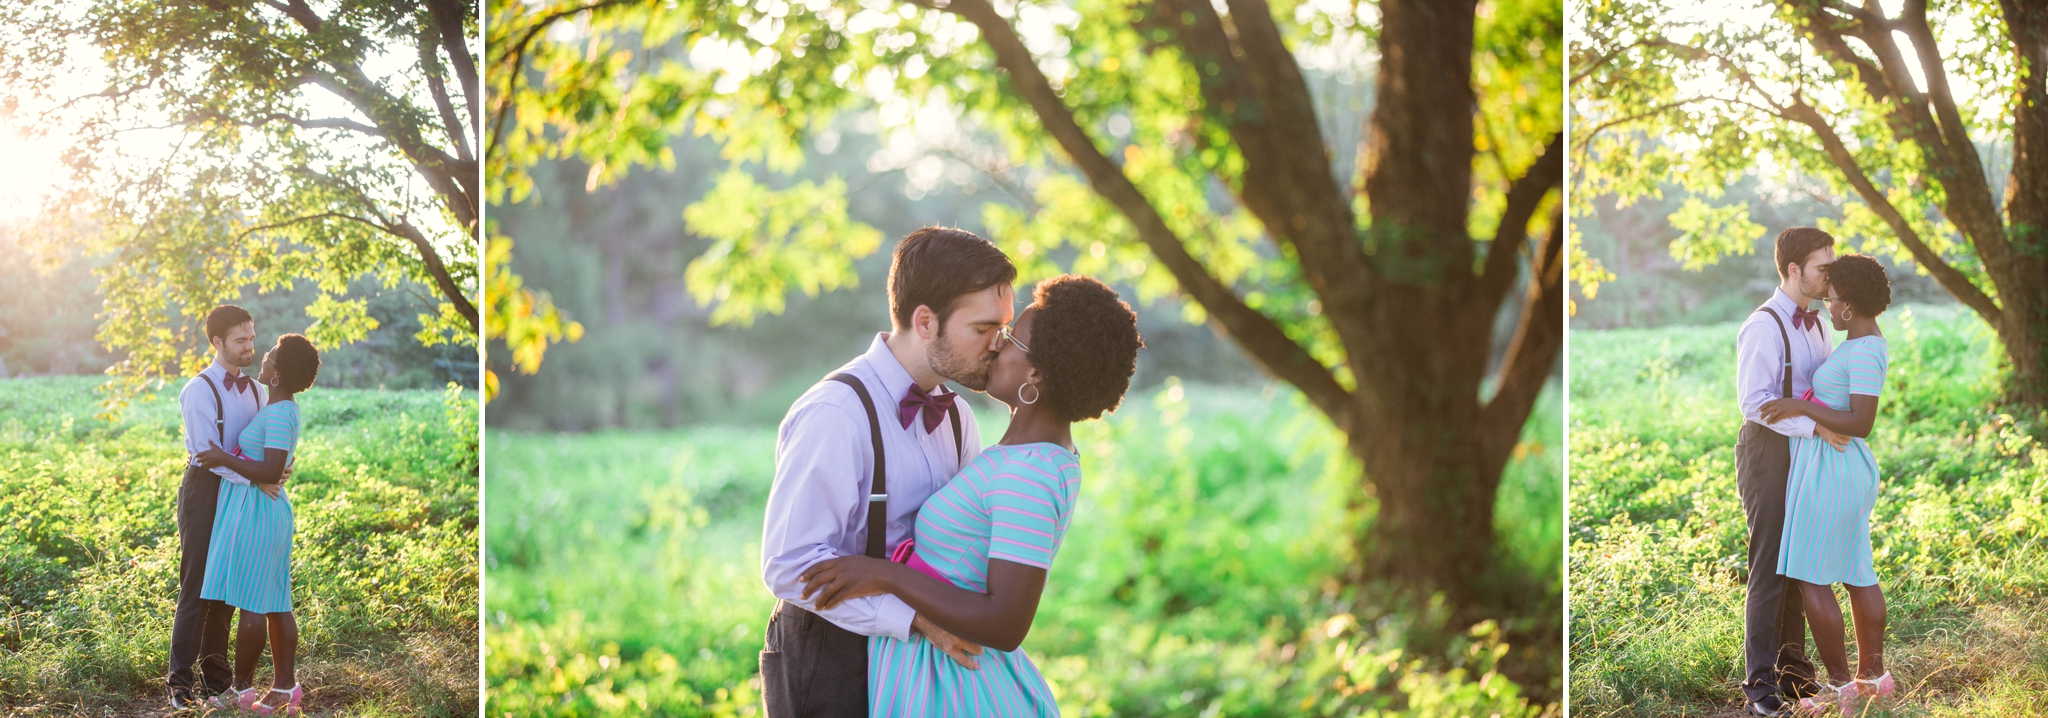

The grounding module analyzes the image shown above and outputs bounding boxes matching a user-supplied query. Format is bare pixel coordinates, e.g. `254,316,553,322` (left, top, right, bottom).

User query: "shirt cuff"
876,596,916,641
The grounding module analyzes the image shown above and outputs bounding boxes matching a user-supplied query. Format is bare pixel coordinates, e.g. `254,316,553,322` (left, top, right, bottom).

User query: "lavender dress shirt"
1735,288,1834,437
760,333,984,640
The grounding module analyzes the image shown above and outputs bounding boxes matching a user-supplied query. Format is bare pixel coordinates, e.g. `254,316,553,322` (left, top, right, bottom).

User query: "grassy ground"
0,377,480,717
484,380,1563,717
1568,304,2048,717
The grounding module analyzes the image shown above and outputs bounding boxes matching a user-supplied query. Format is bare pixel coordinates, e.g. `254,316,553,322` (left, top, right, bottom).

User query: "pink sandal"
251,684,304,716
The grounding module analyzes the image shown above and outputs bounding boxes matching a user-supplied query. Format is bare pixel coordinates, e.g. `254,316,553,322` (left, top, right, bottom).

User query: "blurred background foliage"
487,126,1266,431
0,221,479,390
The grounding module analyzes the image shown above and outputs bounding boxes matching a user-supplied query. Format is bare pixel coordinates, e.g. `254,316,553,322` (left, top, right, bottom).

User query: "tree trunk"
1351,395,1499,607
2001,0,2048,407
1995,272,2048,406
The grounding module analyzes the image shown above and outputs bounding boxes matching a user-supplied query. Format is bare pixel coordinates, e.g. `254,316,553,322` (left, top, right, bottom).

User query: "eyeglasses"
999,325,1029,353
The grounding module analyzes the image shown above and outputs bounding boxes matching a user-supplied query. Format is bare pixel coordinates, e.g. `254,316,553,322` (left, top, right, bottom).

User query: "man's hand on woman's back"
913,613,983,670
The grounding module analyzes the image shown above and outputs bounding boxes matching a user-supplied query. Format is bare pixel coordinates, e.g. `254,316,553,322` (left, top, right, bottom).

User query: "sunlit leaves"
1665,196,1762,270
678,168,882,326
483,235,582,401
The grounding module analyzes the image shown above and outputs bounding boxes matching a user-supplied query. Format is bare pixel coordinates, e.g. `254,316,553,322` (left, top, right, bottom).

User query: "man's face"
212,322,257,368
1792,247,1835,303
925,284,1015,391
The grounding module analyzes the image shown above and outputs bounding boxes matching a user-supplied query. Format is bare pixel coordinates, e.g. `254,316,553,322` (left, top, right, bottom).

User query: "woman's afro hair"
1026,275,1144,422
273,334,321,394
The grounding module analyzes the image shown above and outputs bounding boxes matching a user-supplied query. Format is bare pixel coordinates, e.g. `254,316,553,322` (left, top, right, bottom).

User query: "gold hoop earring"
1020,383,1040,405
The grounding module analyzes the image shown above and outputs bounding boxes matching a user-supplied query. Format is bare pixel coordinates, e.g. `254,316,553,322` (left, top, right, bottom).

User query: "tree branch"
1781,98,2004,325
419,27,476,161
388,217,480,328
425,0,482,133
905,0,1357,433
231,211,392,243
1140,0,1374,322
1480,134,1562,311
1478,207,1563,474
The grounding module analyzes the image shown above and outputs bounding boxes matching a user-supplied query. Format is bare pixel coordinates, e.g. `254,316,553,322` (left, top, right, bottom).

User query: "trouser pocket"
760,649,791,718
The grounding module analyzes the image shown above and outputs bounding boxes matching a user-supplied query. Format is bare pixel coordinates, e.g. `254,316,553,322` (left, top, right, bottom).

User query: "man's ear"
912,304,938,341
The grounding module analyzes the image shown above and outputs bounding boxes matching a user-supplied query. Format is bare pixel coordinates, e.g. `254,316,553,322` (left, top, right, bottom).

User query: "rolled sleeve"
1736,318,1816,438
758,399,916,641
178,380,214,465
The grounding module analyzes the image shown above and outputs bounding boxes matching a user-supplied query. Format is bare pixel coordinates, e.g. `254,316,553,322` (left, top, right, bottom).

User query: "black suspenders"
1756,307,1795,399
198,374,227,445
196,372,260,447
824,373,963,559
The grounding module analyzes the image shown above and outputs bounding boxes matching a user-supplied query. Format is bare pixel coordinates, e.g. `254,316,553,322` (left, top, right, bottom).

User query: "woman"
1757,254,1894,715
798,275,1142,717
195,333,320,716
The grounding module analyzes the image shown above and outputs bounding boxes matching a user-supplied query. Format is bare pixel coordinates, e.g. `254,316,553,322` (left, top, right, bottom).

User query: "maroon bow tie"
1792,307,1821,331
222,373,254,394
898,385,957,433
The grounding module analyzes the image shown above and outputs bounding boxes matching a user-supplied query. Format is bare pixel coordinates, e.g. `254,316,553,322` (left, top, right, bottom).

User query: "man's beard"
232,349,256,367
928,340,997,392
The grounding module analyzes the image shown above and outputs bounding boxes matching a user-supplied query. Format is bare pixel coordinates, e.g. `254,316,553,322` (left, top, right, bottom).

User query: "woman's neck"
1844,318,1881,341
999,402,1074,452
269,388,296,405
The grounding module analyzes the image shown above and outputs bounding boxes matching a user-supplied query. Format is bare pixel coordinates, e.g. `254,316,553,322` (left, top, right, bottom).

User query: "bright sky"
0,1,453,237
0,121,65,222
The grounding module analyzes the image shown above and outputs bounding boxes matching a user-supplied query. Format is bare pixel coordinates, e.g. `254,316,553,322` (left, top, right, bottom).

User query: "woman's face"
1825,290,1851,331
258,348,278,385
987,306,1039,409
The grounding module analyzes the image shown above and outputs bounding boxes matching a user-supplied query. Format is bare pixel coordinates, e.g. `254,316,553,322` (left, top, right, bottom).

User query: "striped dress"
869,443,1080,717
1778,336,1888,587
200,400,301,614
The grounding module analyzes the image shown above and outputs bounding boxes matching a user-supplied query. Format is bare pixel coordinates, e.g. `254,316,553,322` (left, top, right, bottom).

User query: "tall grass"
485,380,1563,716
1568,305,2048,716
0,377,480,716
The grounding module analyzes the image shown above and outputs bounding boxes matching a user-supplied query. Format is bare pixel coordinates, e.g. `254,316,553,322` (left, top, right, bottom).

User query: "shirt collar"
1769,287,1812,316
860,332,950,409
206,359,242,381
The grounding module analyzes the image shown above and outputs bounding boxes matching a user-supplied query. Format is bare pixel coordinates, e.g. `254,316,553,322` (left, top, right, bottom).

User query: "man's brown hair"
1774,227,1836,280
205,304,253,344
887,227,1018,332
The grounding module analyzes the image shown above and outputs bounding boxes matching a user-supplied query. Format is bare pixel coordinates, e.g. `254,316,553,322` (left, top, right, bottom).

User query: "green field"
1568,305,2048,717
485,380,1563,716
0,377,480,716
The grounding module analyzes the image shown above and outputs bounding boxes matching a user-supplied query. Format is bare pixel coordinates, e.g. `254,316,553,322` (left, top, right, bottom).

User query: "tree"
489,0,1562,620
0,0,480,404
1573,0,2048,403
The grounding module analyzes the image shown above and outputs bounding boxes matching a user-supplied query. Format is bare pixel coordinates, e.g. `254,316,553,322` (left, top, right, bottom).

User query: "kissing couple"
1735,228,1898,716
758,227,1145,717
166,304,322,715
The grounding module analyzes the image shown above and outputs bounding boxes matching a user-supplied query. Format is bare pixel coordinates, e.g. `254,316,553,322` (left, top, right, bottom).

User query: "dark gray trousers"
167,465,238,698
1735,421,1819,703
760,600,867,718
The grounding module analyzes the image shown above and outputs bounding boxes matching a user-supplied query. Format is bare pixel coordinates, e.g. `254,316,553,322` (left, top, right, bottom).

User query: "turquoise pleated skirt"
199,480,295,613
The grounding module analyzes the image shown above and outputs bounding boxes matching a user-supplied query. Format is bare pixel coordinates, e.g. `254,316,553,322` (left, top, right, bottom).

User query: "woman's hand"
195,441,231,468
799,555,902,610
1758,398,1808,424
258,482,283,499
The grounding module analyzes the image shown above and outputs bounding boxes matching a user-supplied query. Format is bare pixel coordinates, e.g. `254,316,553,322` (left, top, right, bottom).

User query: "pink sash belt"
889,538,949,586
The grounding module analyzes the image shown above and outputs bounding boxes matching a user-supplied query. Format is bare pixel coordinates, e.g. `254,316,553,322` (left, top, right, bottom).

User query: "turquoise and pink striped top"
868,442,1081,717
912,442,1079,590
240,400,301,465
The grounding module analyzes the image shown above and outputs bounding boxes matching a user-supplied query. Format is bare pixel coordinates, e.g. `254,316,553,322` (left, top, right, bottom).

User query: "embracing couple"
1735,228,1898,716
166,304,322,715
758,228,1144,716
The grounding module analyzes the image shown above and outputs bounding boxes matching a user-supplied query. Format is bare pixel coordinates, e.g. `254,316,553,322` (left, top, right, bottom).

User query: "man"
1734,227,1851,716
168,304,267,708
758,227,1016,716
